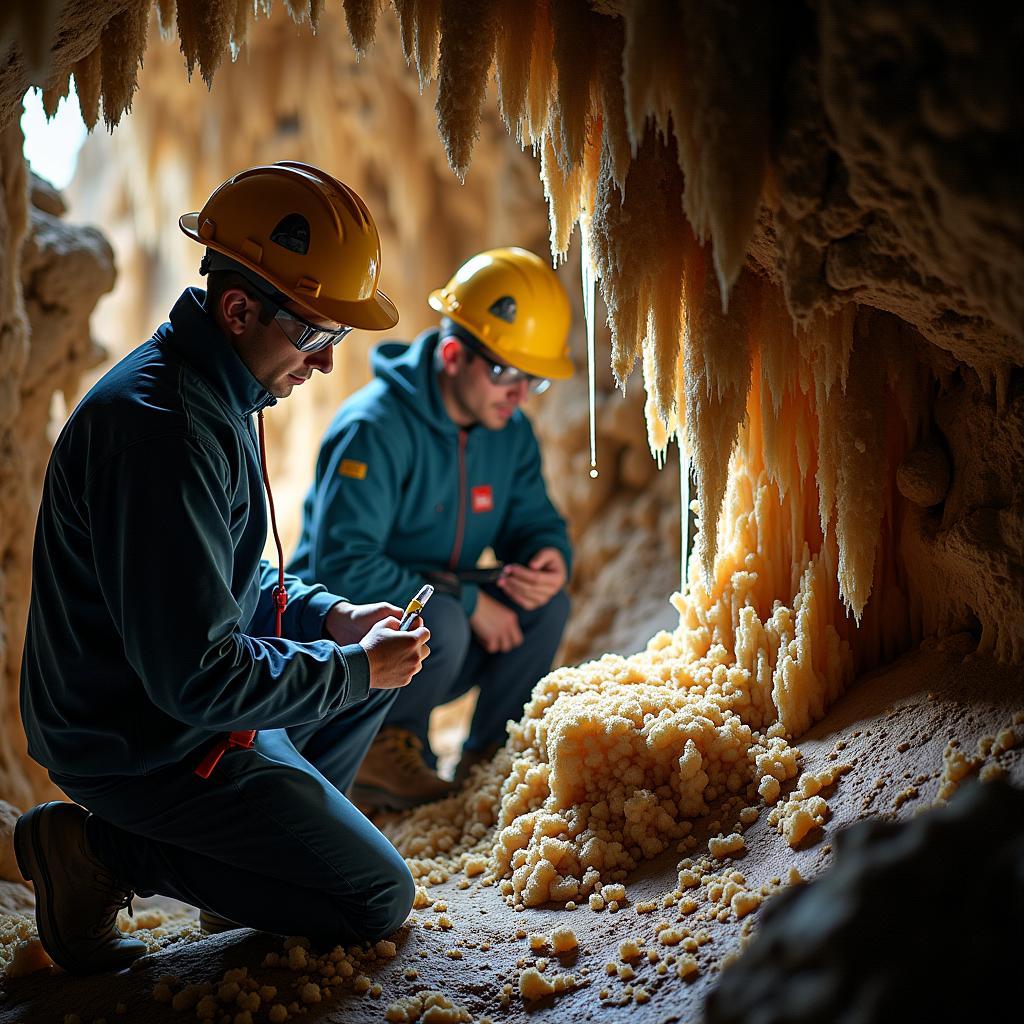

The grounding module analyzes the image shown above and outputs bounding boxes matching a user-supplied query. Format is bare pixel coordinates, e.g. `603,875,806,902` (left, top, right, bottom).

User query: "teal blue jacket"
288,329,572,615
20,288,369,779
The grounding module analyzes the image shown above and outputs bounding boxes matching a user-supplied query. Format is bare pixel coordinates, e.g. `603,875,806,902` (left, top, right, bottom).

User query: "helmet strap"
200,249,290,306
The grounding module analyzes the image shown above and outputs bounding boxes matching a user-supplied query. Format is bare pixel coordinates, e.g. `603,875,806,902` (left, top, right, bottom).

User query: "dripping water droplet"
581,232,598,481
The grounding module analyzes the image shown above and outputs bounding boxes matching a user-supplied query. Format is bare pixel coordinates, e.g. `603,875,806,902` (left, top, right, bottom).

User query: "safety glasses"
460,335,550,394
272,305,354,353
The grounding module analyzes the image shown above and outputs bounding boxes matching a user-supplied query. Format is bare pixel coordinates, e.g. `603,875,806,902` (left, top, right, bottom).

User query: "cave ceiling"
0,0,1020,377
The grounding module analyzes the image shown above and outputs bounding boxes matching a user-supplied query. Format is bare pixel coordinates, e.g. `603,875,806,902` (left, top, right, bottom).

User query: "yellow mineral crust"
388,348,917,904
767,764,853,847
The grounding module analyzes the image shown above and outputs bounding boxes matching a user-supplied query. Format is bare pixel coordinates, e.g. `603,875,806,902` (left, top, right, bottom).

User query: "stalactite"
230,0,253,54
588,129,685,418
524,1,554,144
435,0,497,179
826,311,894,622
539,124,583,260
683,241,752,582
72,48,102,132
589,133,651,389
40,70,70,120
99,3,149,130
494,0,534,140
676,2,776,305
0,1,60,80
174,0,235,87
411,0,442,91
343,0,381,55
550,0,598,176
393,0,417,65
594,16,631,194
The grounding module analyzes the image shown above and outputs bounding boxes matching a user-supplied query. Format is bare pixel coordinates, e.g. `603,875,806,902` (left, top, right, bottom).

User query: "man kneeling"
15,164,428,973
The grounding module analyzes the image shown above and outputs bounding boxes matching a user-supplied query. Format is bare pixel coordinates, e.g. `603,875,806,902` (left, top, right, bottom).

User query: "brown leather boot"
350,728,455,810
14,801,147,974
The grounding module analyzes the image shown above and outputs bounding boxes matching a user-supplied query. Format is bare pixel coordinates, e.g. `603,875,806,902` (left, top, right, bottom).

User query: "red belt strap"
195,409,287,779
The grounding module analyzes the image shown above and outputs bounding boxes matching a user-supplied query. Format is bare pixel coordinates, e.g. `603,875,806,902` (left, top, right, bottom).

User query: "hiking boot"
453,743,502,788
199,909,243,934
13,801,147,974
351,728,455,810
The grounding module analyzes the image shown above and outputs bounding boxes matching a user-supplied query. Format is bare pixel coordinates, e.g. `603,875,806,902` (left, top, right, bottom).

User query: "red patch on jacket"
471,485,494,513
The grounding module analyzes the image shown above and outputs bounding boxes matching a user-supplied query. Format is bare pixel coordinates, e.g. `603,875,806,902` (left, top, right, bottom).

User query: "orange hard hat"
179,161,398,330
429,248,573,379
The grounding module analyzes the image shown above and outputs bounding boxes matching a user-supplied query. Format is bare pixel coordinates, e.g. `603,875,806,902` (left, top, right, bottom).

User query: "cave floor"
1,633,1021,1024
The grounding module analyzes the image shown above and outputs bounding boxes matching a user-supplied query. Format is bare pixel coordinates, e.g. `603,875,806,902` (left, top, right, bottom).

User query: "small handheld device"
399,584,434,631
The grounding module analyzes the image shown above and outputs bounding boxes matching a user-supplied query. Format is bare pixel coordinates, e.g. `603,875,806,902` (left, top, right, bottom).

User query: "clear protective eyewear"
272,304,355,353
460,334,550,394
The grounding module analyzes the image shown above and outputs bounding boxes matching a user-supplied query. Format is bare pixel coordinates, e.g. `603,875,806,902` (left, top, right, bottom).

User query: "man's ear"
219,288,258,337
438,336,463,377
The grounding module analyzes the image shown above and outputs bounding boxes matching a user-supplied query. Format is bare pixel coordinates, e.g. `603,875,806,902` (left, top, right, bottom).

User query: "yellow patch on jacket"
339,459,368,480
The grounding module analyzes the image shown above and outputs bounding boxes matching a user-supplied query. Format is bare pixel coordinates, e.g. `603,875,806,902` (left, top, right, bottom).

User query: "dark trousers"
383,587,570,765
53,687,413,945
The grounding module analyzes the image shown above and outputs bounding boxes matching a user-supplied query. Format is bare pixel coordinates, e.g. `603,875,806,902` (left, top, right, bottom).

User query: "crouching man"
15,163,429,973
289,248,574,809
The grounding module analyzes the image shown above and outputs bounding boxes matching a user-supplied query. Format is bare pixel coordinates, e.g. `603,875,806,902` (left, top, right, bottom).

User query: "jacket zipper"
448,429,468,570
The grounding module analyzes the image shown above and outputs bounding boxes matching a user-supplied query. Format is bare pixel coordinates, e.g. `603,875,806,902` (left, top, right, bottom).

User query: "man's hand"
324,600,403,646
360,616,430,690
495,547,567,611
470,591,524,654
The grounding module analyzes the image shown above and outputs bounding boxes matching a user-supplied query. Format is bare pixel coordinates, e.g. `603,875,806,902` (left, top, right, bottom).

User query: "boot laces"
386,732,432,777
91,869,135,938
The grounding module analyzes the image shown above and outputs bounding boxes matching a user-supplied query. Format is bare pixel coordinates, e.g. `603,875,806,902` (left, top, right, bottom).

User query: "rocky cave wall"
0,116,114,833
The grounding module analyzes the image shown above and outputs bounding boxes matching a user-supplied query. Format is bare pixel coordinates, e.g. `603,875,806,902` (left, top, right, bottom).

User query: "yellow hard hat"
179,161,398,331
429,247,573,379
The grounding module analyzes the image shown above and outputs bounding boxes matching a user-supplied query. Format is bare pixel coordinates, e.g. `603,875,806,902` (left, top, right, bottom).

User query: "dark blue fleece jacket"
20,288,369,779
288,328,572,616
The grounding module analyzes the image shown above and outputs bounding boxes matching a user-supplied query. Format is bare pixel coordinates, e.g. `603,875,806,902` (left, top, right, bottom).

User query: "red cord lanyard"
195,409,287,779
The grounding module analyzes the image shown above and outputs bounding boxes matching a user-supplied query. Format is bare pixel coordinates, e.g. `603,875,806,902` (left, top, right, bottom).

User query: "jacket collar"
160,288,275,417
370,328,464,436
